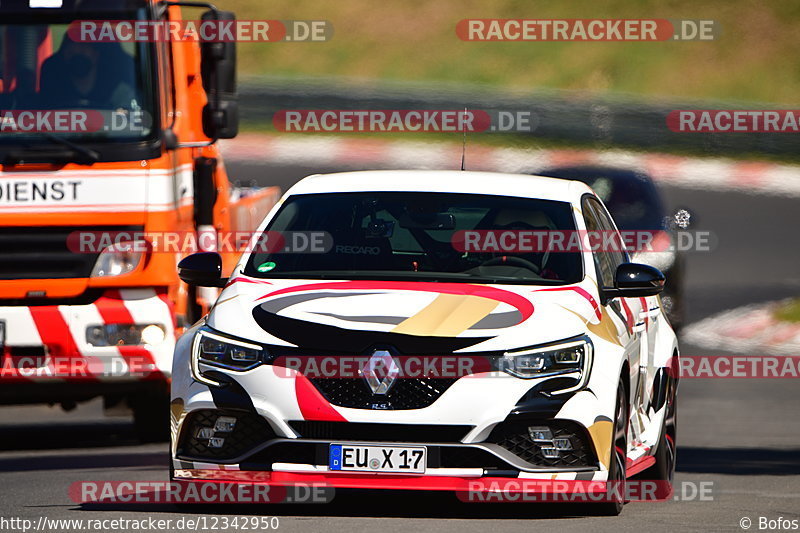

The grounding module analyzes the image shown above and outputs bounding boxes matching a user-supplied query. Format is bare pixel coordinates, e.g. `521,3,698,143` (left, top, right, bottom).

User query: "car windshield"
244,191,583,285
0,10,155,143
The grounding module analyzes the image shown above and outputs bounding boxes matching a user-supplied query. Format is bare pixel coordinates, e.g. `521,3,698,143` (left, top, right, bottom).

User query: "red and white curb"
222,133,800,197
683,300,800,356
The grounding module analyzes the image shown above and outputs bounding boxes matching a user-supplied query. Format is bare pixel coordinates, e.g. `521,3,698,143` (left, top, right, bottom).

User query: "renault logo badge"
362,350,400,395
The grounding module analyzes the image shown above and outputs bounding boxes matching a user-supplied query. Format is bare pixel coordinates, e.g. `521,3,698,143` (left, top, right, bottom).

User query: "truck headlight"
91,241,147,277
86,323,166,347
191,327,266,386
497,337,592,394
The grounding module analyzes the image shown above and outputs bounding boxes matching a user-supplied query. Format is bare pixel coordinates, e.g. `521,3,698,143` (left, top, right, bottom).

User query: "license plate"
329,444,426,474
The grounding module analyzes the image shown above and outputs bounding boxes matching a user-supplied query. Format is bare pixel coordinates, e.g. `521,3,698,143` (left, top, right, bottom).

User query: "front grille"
0,226,141,280
440,446,511,470
242,442,319,470
289,421,471,443
309,377,458,410
489,420,596,468
177,410,275,461
243,441,511,471
243,442,516,472
8,346,47,357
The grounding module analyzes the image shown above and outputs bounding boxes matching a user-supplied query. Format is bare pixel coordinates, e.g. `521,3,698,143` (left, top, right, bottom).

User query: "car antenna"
461,107,468,171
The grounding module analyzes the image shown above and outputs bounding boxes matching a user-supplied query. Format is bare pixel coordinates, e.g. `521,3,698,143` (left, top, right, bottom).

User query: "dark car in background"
535,166,687,330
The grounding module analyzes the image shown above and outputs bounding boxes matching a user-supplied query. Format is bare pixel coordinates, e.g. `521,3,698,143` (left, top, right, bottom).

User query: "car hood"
207,277,601,353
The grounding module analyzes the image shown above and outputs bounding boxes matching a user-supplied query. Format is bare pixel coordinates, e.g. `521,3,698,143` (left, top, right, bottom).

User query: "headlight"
91,240,147,277
192,327,266,386
497,337,592,394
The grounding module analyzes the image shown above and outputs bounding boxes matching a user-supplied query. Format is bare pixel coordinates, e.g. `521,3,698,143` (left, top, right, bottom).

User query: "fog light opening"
196,427,215,439
541,447,560,459
214,416,237,433
553,437,573,450
208,437,226,448
528,426,554,442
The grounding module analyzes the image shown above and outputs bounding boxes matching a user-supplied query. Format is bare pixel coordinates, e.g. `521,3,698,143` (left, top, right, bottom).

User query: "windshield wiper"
39,133,100,163
1,133,100,165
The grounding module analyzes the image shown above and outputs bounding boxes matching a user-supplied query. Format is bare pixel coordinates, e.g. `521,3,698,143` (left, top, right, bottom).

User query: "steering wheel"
479,255,540,274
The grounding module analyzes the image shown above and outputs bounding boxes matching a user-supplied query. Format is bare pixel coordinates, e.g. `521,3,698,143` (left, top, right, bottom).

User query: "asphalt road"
1,161,799,533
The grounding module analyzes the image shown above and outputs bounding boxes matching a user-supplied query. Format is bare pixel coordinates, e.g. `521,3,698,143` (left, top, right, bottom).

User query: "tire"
590,382,628,516
131,388,170,443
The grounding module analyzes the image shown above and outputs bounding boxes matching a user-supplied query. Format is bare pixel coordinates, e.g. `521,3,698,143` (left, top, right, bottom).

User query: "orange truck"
0,0,278,439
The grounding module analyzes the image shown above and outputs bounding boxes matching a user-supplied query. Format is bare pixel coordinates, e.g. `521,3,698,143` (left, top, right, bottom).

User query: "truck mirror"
200,9,239,139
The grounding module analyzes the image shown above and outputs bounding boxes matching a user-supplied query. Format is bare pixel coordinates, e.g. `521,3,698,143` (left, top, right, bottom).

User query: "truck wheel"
130,390,169,443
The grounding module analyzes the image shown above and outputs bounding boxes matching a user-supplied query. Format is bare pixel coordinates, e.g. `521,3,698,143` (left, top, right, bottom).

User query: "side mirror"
200,9,239,139
178,252,228,287
605,263,665,300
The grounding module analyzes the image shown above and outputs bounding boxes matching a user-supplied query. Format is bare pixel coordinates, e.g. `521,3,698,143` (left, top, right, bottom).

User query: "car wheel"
591,382,628,516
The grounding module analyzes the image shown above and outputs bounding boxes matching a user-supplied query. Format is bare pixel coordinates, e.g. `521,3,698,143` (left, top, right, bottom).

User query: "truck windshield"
0,11,155,144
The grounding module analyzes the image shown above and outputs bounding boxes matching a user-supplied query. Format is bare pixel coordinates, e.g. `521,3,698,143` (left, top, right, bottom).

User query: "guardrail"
239,76,797,158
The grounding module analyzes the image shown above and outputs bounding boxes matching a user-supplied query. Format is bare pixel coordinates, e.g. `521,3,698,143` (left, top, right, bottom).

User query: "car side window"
582,196,624,289
590,197,629,266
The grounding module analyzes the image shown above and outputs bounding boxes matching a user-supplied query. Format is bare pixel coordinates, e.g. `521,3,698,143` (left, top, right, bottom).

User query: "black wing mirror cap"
178,252,228,288
608,262,666,299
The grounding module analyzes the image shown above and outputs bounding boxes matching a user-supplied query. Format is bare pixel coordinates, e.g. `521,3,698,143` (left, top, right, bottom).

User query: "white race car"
170,170,679,514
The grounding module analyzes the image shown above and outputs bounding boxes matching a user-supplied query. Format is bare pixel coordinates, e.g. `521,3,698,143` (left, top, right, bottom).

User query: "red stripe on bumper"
626,455,656,477
29,306,80,357
95,290,163,381
173,469,604,493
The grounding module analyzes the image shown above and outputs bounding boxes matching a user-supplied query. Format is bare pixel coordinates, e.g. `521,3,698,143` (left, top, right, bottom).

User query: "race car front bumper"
170,405,609,497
